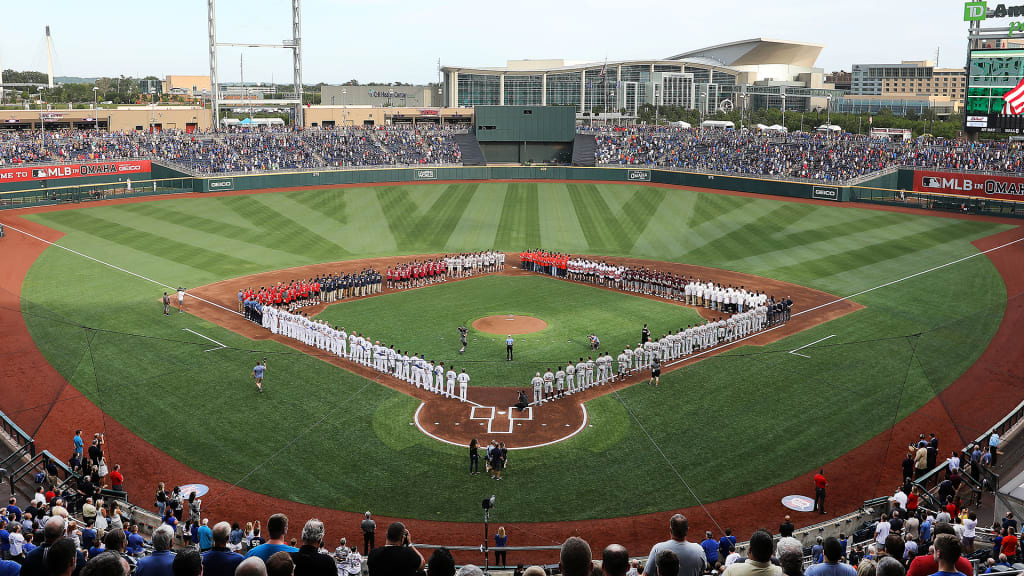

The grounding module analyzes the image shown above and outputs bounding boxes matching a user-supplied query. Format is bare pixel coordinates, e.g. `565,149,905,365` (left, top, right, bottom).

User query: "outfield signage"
627,170,651,182
914,169,1024,201
0,160,150,184
812,186,839,201
414,169,436,180
208,179,234,190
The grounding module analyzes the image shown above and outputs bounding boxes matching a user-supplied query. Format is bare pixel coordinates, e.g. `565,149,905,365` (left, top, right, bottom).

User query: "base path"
472,314,548,335
0,185,1021,565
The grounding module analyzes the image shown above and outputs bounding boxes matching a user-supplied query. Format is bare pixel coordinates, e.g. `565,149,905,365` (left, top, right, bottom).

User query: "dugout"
473,106,575,164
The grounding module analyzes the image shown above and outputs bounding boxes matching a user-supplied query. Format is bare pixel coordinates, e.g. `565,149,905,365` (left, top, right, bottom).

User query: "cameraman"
367,522,423,576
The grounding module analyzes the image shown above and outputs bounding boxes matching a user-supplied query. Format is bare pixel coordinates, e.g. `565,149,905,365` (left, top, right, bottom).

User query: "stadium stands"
4,125,1024,182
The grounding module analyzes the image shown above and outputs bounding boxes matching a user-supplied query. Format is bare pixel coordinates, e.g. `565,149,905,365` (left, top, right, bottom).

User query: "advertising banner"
0,161,151,184
914,169,1024,201
812,186,840,201
627,169,651,182
414,169,437,180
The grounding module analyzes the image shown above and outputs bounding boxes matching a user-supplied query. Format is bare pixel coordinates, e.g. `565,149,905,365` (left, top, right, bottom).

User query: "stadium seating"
4,125,1024,182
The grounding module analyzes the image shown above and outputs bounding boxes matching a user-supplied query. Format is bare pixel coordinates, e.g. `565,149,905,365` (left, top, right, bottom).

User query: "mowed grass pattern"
19,182,1011,522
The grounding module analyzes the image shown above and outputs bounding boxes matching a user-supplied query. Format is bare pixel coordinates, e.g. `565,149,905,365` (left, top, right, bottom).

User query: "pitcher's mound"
472,314,547,335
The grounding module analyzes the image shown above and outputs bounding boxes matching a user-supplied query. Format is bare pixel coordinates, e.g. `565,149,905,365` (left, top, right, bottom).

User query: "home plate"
434,422,440,425
498,411,506,415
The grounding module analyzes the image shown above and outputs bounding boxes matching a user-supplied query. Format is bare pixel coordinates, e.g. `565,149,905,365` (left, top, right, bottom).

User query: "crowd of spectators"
6,124,1024,182
0,126,463,174
592,126,1024,182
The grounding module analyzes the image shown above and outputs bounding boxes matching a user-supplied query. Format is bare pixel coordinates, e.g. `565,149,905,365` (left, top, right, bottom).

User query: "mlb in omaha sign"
914,169,1024,201
0,161,151,184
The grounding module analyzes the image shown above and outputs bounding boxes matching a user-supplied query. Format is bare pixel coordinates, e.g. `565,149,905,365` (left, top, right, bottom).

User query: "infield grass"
18,181,1012,522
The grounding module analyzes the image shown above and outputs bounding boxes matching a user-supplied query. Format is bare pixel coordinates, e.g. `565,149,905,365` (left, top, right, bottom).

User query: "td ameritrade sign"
914,169,1024,201
0,161,150,184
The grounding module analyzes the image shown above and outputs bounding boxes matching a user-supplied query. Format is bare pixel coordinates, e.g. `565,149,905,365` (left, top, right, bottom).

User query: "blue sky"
2,0,970,84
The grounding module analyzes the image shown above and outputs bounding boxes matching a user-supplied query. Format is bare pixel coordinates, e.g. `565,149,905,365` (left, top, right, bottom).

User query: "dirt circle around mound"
472,314,548,335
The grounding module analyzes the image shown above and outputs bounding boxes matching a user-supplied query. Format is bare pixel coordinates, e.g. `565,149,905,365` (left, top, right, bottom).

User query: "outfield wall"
193,165,853,201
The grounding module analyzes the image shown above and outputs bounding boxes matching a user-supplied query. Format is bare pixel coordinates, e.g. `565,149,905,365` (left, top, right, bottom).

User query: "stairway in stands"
454,133,487,166
571,134,596,167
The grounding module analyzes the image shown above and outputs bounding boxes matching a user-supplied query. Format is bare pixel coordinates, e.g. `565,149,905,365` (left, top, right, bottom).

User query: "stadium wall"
194,166,852,200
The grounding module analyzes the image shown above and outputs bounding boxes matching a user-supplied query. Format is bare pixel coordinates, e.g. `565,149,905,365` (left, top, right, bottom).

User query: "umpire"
506,335,514,361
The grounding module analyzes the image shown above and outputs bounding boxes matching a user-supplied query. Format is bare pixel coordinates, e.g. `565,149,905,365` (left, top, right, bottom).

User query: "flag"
1002,77,1024,115
869,116,873,125
599,60,607,77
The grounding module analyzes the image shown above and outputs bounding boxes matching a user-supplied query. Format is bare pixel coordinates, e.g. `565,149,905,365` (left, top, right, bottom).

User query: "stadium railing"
0,410,35,473
0,176,195,209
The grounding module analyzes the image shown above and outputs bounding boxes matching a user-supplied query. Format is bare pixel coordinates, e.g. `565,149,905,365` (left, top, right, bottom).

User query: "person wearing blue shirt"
136,525,176,576
806,538,857,576
245,514,297,562
80,525,97,550
718,528,736,564
198,520,214,552
127,526,147,556
0,520,10,559
6,499,22,522
505,336,514,361
202,522,244,576
73,430,84,459
0,559,18,576
920,517,932,544
700,531,718,566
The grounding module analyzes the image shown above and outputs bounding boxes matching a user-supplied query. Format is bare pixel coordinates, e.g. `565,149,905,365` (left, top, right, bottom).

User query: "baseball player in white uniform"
542,369,554,403
457,369,470,402
565,361,576,394
555,366,565,398
531,373,544,405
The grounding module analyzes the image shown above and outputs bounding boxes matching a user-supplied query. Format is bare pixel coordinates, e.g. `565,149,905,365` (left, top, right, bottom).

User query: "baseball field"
2,180,1020,543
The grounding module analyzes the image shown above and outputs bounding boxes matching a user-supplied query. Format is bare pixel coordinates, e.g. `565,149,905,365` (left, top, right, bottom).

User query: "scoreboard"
965,48,1024,134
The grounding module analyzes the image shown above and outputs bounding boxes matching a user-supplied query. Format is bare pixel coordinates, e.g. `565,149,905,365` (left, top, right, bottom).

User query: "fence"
0,176,195,209
849,185,1024,218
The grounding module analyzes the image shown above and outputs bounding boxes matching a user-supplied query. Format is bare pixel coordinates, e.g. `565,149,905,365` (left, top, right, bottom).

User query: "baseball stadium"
1,6,1023,576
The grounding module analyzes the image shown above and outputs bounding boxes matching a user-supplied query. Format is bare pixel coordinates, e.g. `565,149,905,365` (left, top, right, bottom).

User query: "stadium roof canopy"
665,38,824,68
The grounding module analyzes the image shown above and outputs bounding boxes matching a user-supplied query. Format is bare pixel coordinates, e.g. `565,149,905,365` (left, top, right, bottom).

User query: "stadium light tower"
207,0,303,130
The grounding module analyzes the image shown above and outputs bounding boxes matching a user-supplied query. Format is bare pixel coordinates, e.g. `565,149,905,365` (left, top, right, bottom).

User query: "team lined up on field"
385,251,506,289
257,306,475,402
239,269,383,318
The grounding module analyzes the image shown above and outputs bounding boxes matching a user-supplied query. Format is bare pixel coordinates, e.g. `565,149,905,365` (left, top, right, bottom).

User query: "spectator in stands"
779,550,804,576
558,537,592,576
264,553,292,576
80,551,129,576
135,525,175,576
245,515,297,562
21,516,66,576
289,519,333,576
874,515,891,551
882,535,903,565
202,522,243,576
903,535,918,562
102,529,136,574
197,520,213,553
645,514,706,576
719,529,737,565
656,551,679,576
172,550,202,576
905,523,972,576
49,539,79,576
425,547,455,576
0,555,18,576
234,558,266,576
856,560,876,576
875,557,903,576
779,516,795,539
126,526,145,557
1001,526,1018,563
811,537,824,564
366,522,423,576
701,532,719,567
927,534,961,576
8,524,25,562
722,530,780,576
775,537,800,557
601,544,629,576
806,537,855,576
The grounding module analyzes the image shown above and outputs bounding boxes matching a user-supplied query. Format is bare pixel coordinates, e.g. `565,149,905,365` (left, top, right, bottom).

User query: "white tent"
669,121,692,128
815,124,842,133
701,120,735,129
765,124,788,133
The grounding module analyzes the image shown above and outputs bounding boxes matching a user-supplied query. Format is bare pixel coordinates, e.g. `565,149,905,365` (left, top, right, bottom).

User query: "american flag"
599,60,607,78
1002,77,1024,115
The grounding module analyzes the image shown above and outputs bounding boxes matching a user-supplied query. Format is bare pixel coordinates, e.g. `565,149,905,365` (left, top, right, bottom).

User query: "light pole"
342,88,347,127
780,93,786,130
739,93,745,130
93,87,99,130
38,86,45,133
826,94,832,128
700,91,706,126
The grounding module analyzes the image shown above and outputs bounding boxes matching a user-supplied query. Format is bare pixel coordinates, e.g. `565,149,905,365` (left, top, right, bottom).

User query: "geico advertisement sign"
915,170,1024,199
0,161,150,183
209,180,234,190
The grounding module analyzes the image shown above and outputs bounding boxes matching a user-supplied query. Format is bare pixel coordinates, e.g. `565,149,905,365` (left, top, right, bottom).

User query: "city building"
163,75,213,95
826,71,851,91
441,38,842,117
850,60,965,101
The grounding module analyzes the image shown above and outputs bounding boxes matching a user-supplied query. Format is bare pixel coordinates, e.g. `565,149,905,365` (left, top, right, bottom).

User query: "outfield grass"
316,274,704,387
18,182,1011,522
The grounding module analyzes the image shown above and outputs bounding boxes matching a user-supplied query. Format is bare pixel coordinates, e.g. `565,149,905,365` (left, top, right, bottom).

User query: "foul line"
793,236,1024,318
789,334,836,358
182,328,227,352
3,223,242,318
